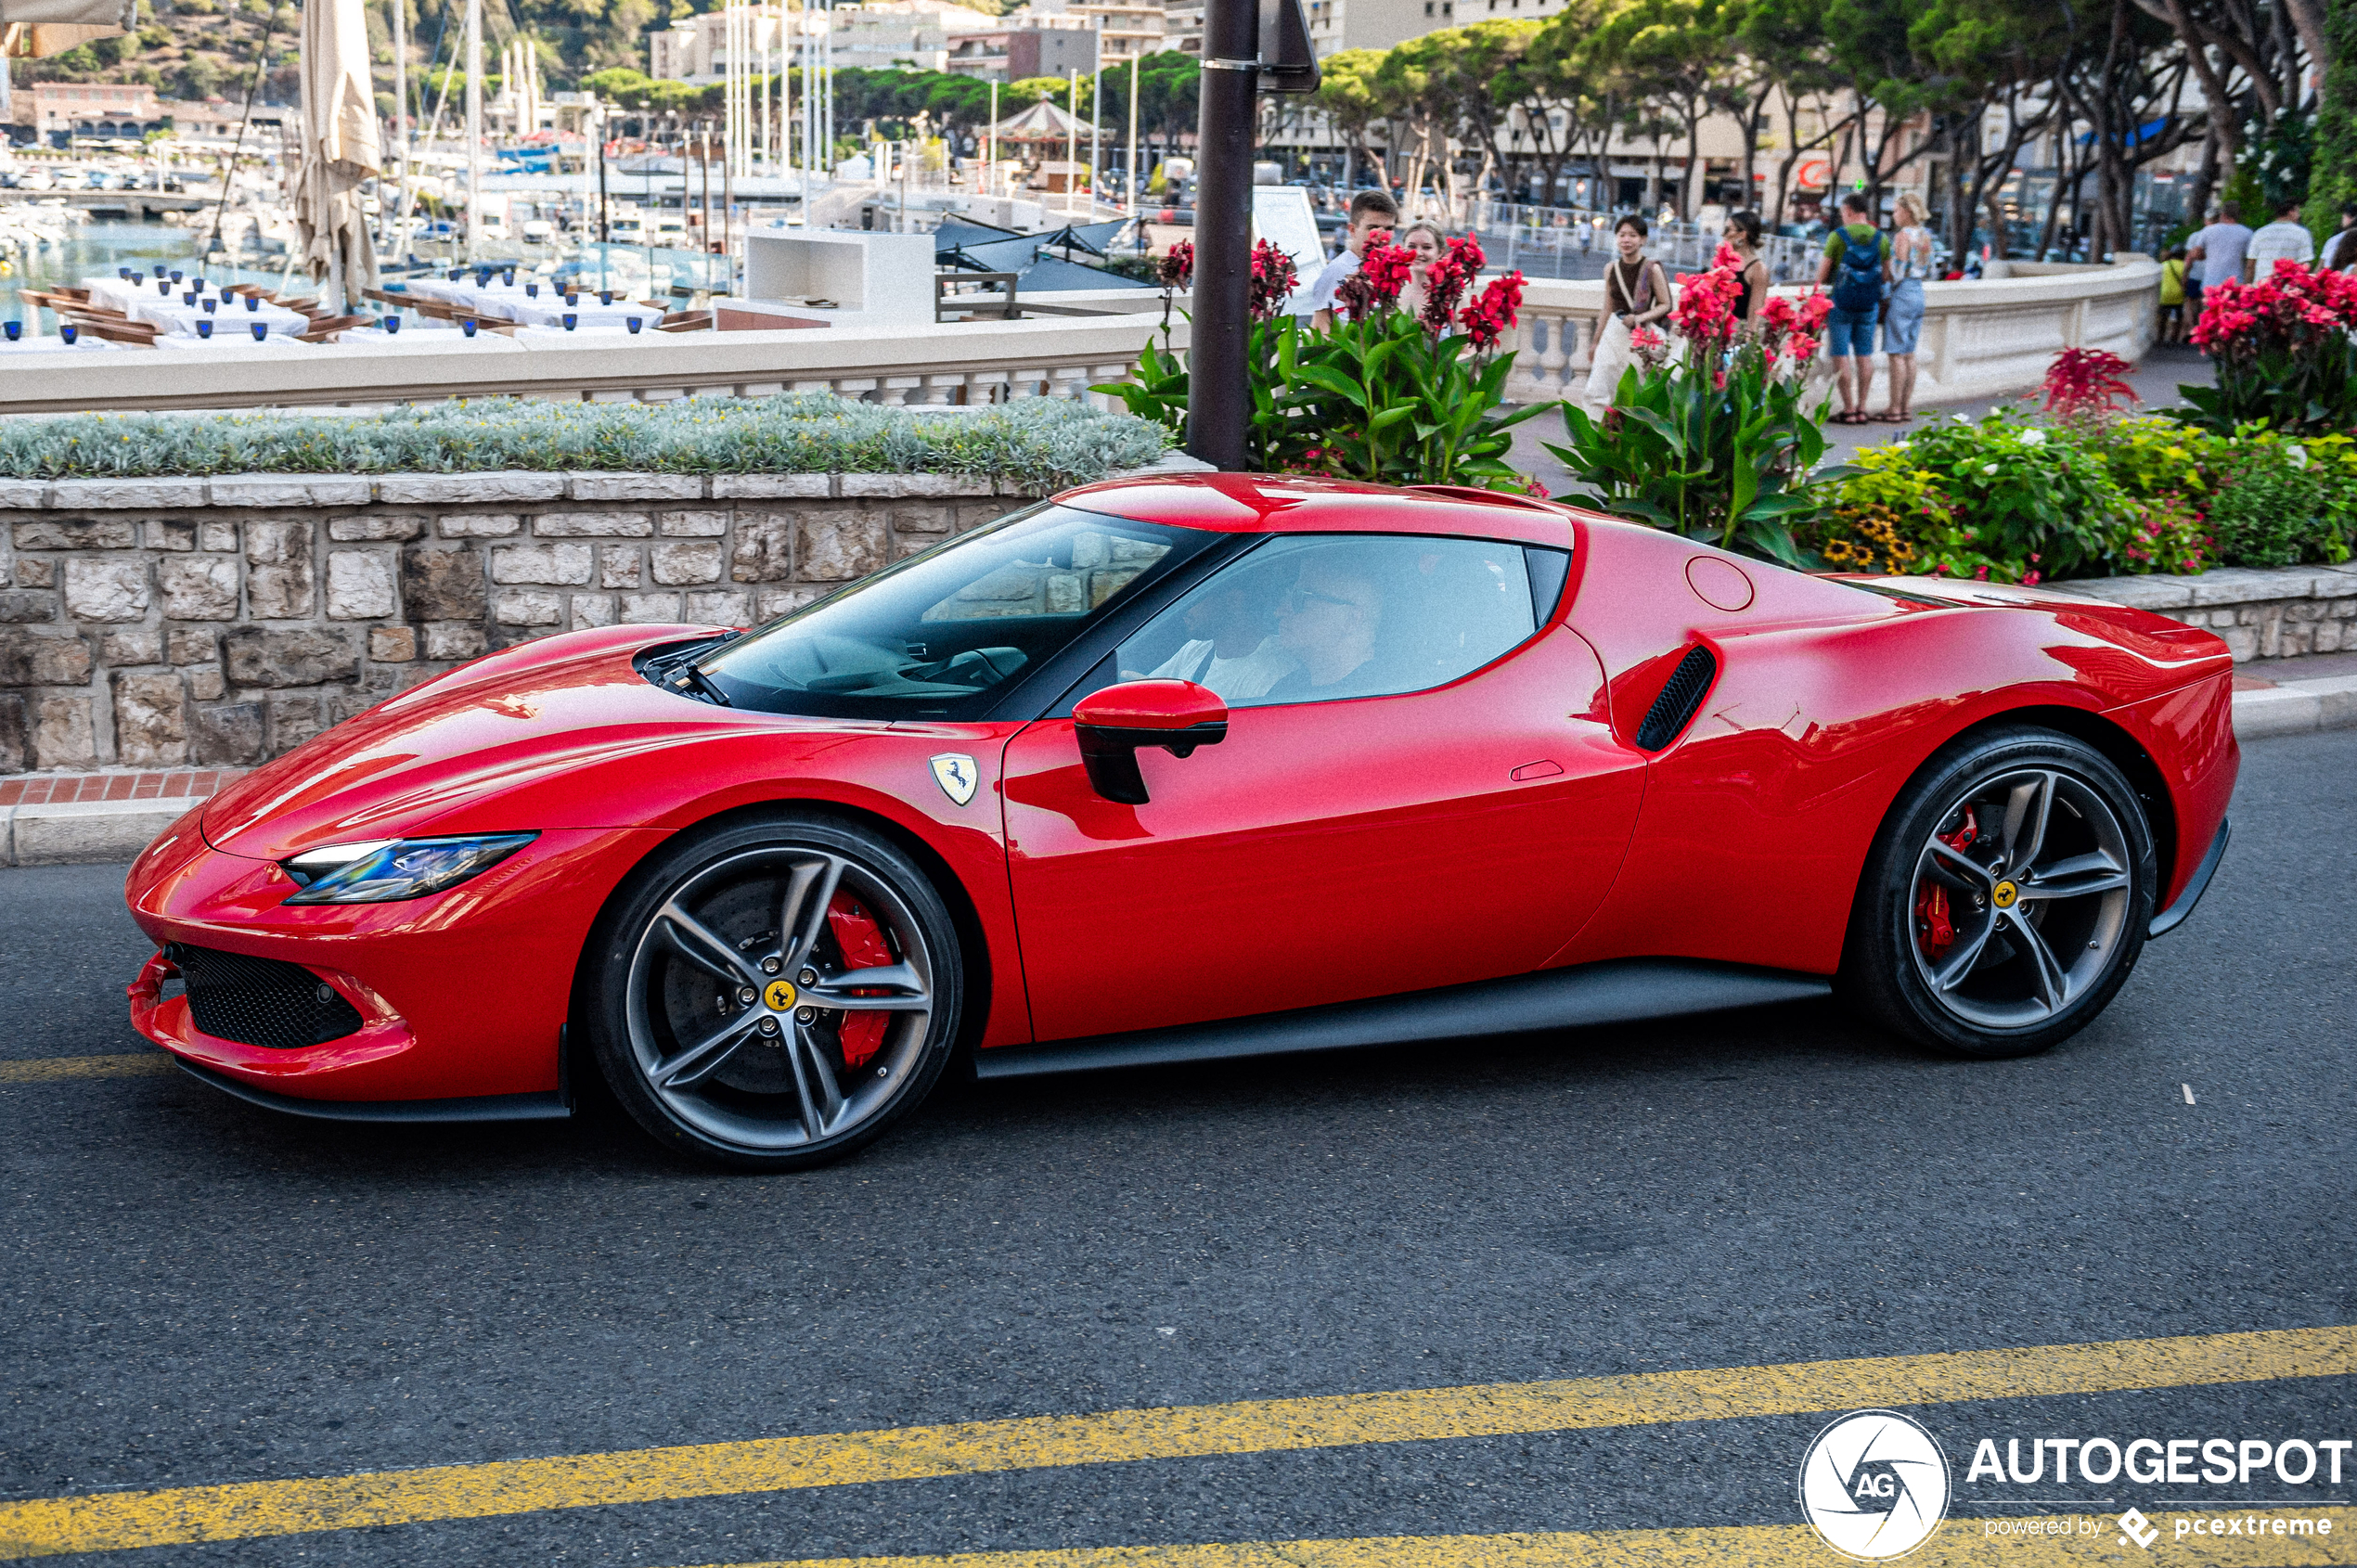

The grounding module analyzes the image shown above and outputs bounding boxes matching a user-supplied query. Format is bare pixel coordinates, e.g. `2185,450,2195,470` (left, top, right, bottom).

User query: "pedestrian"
1878,194,1931,422
1721,208,1770,326
1306,188,1399,331
2325,203,2357,272
2246,197,2315,279
2184,203,2252,329
1582,214,1672,411
1813,190,1890,426
1396,221,1445,319
2157,247,2188,344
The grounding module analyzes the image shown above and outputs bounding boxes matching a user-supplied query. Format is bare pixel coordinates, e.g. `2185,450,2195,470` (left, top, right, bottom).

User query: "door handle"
1510,760,1564,781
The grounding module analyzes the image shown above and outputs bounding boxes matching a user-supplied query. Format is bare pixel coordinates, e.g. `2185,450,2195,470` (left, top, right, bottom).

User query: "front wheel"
586,813,963,1170
1842,726,2155,1060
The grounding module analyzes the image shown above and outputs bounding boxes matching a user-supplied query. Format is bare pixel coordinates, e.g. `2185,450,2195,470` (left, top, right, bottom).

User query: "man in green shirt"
1813,191,1892,425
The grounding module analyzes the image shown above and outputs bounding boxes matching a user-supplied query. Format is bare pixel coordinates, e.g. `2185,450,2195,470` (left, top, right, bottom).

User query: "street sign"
1257,0,1319,93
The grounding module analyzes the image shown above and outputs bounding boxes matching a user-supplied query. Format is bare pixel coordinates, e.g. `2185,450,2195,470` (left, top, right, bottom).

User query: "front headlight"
280,833,538,905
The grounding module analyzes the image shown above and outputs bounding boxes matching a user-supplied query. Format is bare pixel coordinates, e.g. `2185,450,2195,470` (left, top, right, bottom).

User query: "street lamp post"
1183,0,1259,471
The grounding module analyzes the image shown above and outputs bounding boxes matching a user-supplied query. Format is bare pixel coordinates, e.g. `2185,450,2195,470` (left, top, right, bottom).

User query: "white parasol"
292,0,381,311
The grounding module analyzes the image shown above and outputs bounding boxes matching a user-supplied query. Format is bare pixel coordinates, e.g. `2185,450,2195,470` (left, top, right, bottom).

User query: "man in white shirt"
2245,198,2316,279
2185,203,2253,295
1306,189,1399,330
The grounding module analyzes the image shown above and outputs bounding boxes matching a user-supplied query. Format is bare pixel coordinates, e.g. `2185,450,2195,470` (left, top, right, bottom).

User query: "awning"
1,0,135,56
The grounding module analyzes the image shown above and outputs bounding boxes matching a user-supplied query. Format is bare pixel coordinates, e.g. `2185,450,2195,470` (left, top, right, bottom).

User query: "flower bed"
0,395,1173,494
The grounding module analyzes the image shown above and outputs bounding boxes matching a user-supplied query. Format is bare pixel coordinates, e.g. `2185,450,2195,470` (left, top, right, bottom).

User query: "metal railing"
1456,199,1822,284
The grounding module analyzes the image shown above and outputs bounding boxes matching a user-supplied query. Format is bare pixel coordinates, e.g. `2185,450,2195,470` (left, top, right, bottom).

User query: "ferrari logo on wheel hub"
1991,880,2019,909
763,979,798,1011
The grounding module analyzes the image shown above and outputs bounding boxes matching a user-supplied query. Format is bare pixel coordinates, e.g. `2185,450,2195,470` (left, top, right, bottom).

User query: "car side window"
1114,534,1538,709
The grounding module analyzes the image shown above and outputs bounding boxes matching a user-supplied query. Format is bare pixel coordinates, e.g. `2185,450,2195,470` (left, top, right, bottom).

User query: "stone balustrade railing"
1498,256,2162,409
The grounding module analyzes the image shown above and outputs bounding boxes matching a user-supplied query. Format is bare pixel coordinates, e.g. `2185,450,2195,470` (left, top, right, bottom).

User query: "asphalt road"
2,730,2351,1567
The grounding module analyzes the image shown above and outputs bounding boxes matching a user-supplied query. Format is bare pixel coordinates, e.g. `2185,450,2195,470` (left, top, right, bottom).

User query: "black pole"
1185,0,1258,471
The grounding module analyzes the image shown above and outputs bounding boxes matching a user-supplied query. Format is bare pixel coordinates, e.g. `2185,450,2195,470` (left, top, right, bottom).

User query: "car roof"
1055,473,1582,550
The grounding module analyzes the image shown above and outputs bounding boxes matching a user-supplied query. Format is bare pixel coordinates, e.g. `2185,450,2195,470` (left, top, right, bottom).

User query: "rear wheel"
587,813,962,1170
1842,726,2155,1059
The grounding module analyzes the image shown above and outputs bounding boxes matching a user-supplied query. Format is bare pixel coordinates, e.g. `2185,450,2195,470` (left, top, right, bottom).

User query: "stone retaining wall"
0,471,1035,773
2066,561,2357,662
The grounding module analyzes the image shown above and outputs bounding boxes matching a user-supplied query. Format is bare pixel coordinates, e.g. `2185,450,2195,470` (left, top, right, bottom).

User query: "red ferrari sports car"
125,475,2237,1169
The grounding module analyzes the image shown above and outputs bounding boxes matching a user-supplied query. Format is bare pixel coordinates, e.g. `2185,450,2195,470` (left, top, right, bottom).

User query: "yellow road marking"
0,1054,175,1084
686,1511,2357,1568
1,1327,2351,1558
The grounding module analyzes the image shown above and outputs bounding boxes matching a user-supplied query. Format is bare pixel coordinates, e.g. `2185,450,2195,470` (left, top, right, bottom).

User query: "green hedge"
0,395,1174,494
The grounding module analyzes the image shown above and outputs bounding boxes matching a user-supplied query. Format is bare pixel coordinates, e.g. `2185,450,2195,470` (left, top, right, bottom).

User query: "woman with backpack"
1813,190,1892,426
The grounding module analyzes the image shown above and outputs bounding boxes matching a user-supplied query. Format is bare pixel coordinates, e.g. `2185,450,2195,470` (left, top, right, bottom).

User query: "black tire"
1841,725,2155,1060
585,811,963,1170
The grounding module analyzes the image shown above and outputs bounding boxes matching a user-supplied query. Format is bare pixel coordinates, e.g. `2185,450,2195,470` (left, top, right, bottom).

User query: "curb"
3,679,2350,869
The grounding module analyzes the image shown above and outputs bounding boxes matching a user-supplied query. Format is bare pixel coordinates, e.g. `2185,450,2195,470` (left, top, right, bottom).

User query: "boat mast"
464,0,482,263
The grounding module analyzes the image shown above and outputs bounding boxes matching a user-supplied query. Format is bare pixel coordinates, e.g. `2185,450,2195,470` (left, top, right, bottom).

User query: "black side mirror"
1073,680,1230,805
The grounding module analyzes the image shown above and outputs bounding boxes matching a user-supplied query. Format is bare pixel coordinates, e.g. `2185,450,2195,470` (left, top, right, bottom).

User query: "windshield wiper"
661,662,732,706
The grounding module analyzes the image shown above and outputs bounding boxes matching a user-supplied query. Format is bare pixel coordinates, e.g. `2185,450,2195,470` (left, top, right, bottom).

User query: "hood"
200,626,858,861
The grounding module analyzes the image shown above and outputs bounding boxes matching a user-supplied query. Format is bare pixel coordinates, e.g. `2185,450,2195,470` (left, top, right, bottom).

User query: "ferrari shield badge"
929,753,979,806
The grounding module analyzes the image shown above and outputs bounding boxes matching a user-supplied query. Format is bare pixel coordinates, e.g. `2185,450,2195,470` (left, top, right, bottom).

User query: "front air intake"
1633,644,1718,752
167,944,365,1051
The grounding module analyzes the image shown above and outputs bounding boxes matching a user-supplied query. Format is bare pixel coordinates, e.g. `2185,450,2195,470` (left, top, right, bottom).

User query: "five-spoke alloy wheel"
1844,726,2156,1058
587,813,963,1169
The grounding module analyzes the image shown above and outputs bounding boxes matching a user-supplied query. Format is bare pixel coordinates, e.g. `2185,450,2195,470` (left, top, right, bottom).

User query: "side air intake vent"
1634,644,1718,752
167,943,365,1050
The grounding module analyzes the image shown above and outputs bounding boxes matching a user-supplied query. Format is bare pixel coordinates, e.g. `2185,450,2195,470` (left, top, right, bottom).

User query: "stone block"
15,517,137,551
0,630,92,687
199,521,238,553
729,514,794,583
618,593,685,623
684,590,754,625
266,694,328,755
328,514,428,542
191,701,265,765
113,670,189,766
378,471,564,506
840,473,982,498
63,558,150,622
754,587,822,619
494,589,564,626
438,513,524,538
599,546,643,590
657,508,731,537
101,630,163,666
0,480,48,510
225,627,360,688
367,626,419,662
47,478,208,510
244,518,316,619
158,557,240,623
15,559,55,588
401,546,487,622
797,511,887,581
570,595,618,630
147,520,196,552
322,552,398,621
567,473,704,501
0,591,57,624
531,509,654,538
208,475,373,508
32,695,96,770
422,623,487,661
712,474,831,499
893,506,953,536
2218,623,2260,661
650,541,725,585
0,692,24,774
11,799,196,867
490,543,595,585
187,666,225,701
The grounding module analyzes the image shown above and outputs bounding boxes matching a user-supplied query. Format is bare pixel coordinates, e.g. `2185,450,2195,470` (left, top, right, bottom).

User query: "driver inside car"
1146,571,1298,700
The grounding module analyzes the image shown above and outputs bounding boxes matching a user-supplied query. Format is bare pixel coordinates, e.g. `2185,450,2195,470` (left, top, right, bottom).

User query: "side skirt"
972,958,1832,1081
175,1059,573,1125
2148,814,2229,940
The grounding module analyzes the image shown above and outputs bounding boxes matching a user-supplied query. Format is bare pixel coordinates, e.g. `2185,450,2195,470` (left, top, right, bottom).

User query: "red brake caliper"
1914,807,1978,959
823,893,894,1069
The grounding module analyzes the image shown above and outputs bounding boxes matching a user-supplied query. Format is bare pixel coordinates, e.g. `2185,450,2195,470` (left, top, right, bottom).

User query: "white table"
0,335,129,354
132,298,313,339
505,300,659,331
313,328,529,355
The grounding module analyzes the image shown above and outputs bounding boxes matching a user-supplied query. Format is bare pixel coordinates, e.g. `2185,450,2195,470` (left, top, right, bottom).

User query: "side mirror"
1072,679,1229,804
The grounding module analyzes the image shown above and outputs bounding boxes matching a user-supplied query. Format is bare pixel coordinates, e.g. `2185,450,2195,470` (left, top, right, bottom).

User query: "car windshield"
696,503,1217,719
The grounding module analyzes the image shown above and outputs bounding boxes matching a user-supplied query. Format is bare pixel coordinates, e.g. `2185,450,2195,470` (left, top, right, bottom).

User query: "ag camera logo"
1798,1409,1952,1559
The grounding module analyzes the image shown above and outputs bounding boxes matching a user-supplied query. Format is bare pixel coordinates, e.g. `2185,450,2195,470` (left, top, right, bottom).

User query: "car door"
999,531,1647,1045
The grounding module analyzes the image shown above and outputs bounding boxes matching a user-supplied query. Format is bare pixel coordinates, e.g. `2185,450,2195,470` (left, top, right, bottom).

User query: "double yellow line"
2,1326,2351,1559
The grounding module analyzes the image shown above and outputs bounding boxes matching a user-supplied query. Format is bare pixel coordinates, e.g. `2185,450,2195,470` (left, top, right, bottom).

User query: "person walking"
1396,221,1445,320
2245,198,2314,279
2324,203,2357,272
1878,194,1931,422
2184,203,2252,327
1722,208,1771,326
1306,188,1399,331
2157,247,2189,343
1814,190,1890,426
1581,214,1672,411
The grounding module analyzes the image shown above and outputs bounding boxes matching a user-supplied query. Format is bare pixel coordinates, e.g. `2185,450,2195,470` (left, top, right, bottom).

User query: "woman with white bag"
1582,215,1673,413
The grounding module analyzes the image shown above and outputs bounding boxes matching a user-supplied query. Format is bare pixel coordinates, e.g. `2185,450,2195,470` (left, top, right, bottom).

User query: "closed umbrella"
292,0,380,312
